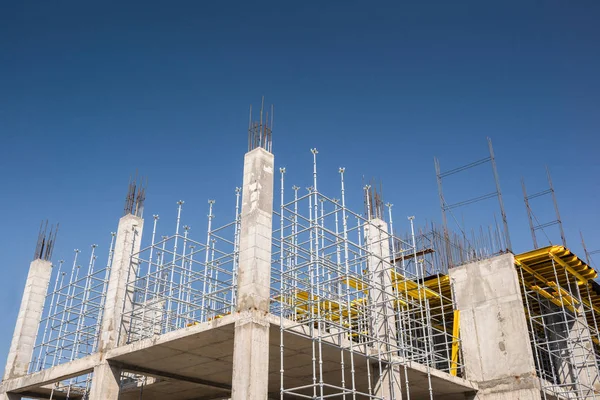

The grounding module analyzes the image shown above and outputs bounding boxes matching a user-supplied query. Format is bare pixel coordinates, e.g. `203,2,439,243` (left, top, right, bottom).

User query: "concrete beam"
0,353,100,394
3,260,52,380
114,361,231,390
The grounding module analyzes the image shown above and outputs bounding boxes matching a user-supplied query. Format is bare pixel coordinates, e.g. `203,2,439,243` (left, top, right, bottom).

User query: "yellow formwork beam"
450,310,460,376
549,252,592,285
391,271,441,300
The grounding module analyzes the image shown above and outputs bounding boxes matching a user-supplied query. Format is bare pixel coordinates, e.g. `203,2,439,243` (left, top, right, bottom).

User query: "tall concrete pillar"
365,218,402,399
449,254,542,400
3,259,52,380
88,362,121,400
231,147,274,400
98,214,144,352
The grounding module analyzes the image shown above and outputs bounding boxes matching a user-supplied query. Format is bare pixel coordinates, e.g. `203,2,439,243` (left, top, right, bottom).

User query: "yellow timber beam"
548,252,592,285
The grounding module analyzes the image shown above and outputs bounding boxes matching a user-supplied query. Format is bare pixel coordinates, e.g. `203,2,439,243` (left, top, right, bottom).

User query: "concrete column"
449,254,542,400
3,259,52,380
88,362,121,400
231,148,274,400
98,214,144,352
365,218,402,399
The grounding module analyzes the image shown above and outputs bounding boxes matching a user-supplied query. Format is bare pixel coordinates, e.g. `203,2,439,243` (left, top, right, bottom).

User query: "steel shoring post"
311,148,325,399
48,270,67,368
158,238,167,332
208,239,217,319
517,266,548,399
72,244,97,359
410,216,434,400
292,185,299,323
550,257,579,397
539,273,560,392
56,250,80,366
571,278,596,398
165,201,184,331
308,186,317,398
175,225,190,328
186,246,194,325
91,232,116,351
584,285,600,397
388,204,411,400
35,260,63,372
333,198,347,399
231,187,241,309
339,168,358,399
279,168,285,400
140,215,159,336
200,200,214,323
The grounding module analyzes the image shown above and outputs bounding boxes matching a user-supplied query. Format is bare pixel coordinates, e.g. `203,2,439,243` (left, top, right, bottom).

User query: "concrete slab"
102,313,477,399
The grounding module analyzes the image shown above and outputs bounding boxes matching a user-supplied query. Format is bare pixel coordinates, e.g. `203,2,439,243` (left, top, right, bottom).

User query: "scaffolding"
21,137,522,400
516,246,600,399
271,149,463,399
28,237,116,397
121,193,242,343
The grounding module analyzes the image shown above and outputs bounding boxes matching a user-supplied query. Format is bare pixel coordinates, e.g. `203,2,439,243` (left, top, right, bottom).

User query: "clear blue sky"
1,1,599,368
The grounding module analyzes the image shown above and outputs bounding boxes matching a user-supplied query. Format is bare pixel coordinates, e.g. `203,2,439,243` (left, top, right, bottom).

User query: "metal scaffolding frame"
21,138,522,399
121,193,242,344
271,149,463,399
28,236,116,397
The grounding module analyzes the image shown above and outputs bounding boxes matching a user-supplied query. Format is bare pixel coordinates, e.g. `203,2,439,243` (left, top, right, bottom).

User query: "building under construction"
1,105,600,400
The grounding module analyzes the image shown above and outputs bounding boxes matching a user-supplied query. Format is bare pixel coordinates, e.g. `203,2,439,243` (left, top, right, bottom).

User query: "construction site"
1,104,599,400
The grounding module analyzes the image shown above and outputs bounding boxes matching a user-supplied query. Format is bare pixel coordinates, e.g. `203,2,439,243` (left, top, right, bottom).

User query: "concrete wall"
450,254,542,400
3,259,52,380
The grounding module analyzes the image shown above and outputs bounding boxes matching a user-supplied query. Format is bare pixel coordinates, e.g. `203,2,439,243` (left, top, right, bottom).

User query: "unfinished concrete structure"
2,107,600,400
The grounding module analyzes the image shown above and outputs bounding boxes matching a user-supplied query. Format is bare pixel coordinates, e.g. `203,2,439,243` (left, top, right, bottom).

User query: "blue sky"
1,1,599,368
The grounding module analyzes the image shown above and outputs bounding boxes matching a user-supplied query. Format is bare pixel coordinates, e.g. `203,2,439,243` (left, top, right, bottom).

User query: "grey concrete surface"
3,259,52,380
450,253,542,400
98,214,144,352
232,147,274,400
